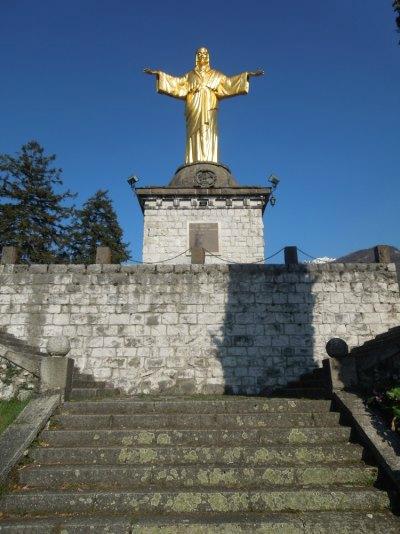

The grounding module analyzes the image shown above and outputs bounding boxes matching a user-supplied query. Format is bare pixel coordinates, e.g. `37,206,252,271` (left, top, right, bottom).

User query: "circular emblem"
194,170,217,188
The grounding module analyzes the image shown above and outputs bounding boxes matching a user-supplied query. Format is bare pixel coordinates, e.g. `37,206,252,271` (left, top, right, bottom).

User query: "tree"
0,141,76,263
69,189,131,264
394,1,400,39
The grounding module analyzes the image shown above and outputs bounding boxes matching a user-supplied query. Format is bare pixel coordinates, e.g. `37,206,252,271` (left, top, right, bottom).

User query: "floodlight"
268,174,280,189
127,175,139,190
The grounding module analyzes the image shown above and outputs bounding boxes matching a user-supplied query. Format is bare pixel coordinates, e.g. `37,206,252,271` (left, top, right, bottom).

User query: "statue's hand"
248,69,264,77
143,68,159,75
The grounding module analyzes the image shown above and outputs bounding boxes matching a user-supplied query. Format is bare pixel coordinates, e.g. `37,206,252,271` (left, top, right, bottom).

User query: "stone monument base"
135,163,271,264
169,162,239,189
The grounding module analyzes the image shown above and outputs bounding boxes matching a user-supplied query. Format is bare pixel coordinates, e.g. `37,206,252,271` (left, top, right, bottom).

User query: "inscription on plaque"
189,223,219,253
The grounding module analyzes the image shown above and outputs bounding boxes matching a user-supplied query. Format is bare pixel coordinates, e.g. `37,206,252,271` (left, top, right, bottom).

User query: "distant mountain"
335,245,400,276
309,257,336,264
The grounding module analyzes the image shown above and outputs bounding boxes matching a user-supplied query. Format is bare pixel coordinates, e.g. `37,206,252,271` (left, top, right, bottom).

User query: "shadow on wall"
211,264,317,396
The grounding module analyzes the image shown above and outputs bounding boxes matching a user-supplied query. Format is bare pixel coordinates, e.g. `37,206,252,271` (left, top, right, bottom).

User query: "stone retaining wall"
0,263,399,395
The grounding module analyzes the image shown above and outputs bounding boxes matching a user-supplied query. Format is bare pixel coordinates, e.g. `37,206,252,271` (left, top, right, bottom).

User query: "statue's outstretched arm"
247,69,264,78
143,68,160,76
144,69,188,99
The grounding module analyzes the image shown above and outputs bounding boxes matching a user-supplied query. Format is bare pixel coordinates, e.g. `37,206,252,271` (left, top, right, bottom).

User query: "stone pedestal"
1,247,20,265
96,246,112,264
40,337,73,400
284,247,299,265
136,163,271,264
374,245,391,264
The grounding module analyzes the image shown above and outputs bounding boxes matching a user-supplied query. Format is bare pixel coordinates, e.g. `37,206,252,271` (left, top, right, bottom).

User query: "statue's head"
195,47,210,69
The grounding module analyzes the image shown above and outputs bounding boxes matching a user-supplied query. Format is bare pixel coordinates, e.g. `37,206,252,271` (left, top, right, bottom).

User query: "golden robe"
157,67,249,163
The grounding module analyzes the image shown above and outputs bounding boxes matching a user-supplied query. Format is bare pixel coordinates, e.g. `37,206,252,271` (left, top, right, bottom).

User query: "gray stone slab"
0,488,390,515
0,517,131,533
40,426,351,447
61,398,332,414
1,513,399,534
0,394,59,483
52,411,342,430
30,442,363,466
19,464,377,489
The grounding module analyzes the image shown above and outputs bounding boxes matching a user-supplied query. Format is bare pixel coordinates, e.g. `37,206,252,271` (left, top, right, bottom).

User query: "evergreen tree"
395,1,400,38
69,189,130,264
0,141,76,263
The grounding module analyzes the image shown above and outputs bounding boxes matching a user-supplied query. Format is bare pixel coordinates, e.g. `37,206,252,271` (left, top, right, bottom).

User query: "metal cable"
202,249,243,264
130,246,318,265
130,248,191,264
255,247,286,263
203,247,286,264
297,248,318,261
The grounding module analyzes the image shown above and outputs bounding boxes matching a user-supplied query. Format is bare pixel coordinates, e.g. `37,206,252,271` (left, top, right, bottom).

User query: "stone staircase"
272,367,330,399
69,369,123,400
0,394,399,532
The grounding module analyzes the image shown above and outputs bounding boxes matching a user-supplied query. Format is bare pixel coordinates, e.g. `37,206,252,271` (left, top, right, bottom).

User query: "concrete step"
69,388,121,400
30,444,363,466
272,388,329,399
305,368,327,379
1,512,400,534
40,426,352,447
19,464,378,490
0,517,132,533
51,411,342,430
1,512,399,534
71,380,106,389
286,378,327,388
61,398,332,415
0,488,390,516
72,371,95,380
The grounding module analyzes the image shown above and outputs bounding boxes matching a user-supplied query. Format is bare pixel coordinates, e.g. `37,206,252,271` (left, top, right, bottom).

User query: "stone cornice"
135,187,272,213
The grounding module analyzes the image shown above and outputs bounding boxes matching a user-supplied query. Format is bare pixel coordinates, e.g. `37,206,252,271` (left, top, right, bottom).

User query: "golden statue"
144,48,263,164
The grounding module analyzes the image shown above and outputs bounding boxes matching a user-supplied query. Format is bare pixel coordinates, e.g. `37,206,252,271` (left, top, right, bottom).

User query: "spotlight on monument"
268,174,280,190
127,175,139,191
270,195,277,207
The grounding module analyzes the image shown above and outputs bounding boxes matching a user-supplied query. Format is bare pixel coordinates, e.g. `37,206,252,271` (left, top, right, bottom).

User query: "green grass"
0,399,29,435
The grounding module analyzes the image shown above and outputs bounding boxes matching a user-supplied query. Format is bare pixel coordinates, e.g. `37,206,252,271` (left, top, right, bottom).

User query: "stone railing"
0,331,73,401
0,332,41,377
324,330,400,494
324,327,400,392
350,326,400,391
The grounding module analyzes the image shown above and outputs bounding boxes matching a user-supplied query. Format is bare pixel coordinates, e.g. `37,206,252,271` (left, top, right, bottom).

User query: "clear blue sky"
1,0,399,262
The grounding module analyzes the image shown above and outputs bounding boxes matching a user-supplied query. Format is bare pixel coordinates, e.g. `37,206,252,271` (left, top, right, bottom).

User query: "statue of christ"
144,47,263,164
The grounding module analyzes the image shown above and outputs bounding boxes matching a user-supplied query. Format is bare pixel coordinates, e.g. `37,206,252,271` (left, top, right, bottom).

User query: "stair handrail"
323,328,400,392
323,332,400,494
0,331,43,377
0,330,74,400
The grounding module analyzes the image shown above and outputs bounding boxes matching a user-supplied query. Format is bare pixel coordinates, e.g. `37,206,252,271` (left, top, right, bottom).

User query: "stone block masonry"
0,263,399,395
143,204,264,264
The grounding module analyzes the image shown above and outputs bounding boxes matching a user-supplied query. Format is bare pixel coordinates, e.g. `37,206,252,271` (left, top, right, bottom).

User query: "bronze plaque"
189,223,219,253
